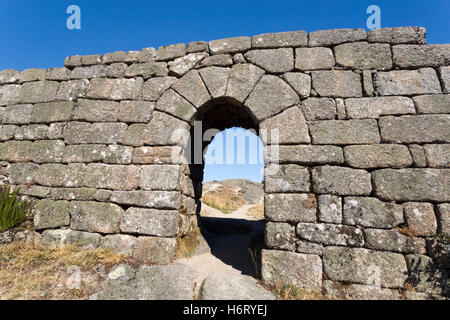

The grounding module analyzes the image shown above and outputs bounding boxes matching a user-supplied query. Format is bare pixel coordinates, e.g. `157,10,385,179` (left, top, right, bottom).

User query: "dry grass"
262,281,330,300
247,204,264,219
201,186,246,213
0,241,127,300
175,226,202,259
396,226,417,237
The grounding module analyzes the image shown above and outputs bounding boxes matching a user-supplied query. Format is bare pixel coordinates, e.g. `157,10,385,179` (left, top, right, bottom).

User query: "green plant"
0,185,29,232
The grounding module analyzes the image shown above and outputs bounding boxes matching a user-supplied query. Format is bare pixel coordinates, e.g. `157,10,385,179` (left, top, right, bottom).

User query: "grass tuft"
0,185,29,232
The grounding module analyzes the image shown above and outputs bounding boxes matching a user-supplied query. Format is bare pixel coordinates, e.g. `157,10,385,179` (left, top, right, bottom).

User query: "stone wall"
0,27,449,299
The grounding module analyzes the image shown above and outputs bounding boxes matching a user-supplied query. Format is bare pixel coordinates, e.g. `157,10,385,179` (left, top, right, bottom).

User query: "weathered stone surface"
413,94,450,114
344,144,413,168
310,119,380,145
2,104,33,124
171,70,210,108
266,145,343,165
245,75,299,121
297,223,364,247
34,199,70,230
133,236,176,264
125,62,168,79
405,254,448,296
120,208,178,237
100,234,136,256
324,281,402,300
41,229,101,249
264,164,310,193
137,47,156,63
225,64,264,103
311,71,362,98
312,166,372,196
62,144,105,163
6,163,39,184
132,146,183,164
19,68,47,82
393,44,450,68
110,190,180,209
309,28,366,47
139,165,180,191
86,78,143,100
102,51,127,64
296,240,323,256
197,54,233,68
335,42,392,70
323,246,408,288
83,164,140,190
345,96,415,119
70,201,123,234
198,67,230,99
261,250,322,290
142,76,177,101
244,48,294,73
35,163,85,187
403,202,437,236
373,168,450,202
301,98,336,121
81,54,102,66
56,79,89,101
71,65,107,79
440,66,450,93
362,70,375,97
318,195,342,224
155,89,196,121
106,63,127,78
145,111,190,146
187,41,208,53
168,52,208,76
368,27,426,44
31,140,65,163
0,125,17,141
46,67,71,81
0,84,21,106
436,204,449,237
409,144,427,168
31,101,74,123
122,124,148,147
265,193,316,223
379,115,450,143
252,31,307,48
64,55,82,67
156,44,187,61
0,69,20,84
64,122,127,144
375,68,441,95
295,47,335,70
209,36,251,54
0,141,32,162
260,107,310,144
265,222,296,251
364,229,426,254
19,81,59,103
343,197,404,228
103,145,133,164
73,99,119,122
202,274,276,300
283,72,310,98
92,263,197,300
117,101,154,123
49,188,96,201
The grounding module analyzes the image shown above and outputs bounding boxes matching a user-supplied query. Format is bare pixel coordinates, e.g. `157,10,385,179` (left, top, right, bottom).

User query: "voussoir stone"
311,70,362,97
297,223,364,247
309,119,380,145
413,94,450,114
343,197,404,229
155,89,196,121
265,193,316,223
70,201,124,234
379,115,450,143
393,44,450,68
345,96,415,119
244,48,294,73
252,31,307,48
309,28,366,47
375,68,441,95
344,144,413,168
34,199,70,230
198,66,230,99
225,64,265,103
171,70,210,108
259,106,310,144
373,168,450,202
368,27,426,44
261,249,322,290
323,246,408,289
244,75,299,122
364,229,426,254
202,274,276,300
334,42,392,70
312,166,372,196
209,36,251,54
403,202,437,236
145,111,190,146
295,47,335,70
424,144,450,168
264,164,310,193
120,208,179,237
142,76,177,101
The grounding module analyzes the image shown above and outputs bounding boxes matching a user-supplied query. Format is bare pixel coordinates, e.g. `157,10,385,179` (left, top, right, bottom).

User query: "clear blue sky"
1,0,449,182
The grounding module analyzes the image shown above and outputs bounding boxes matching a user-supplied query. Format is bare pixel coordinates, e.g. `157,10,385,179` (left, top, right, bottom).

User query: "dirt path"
175,200,264,284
